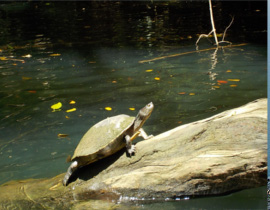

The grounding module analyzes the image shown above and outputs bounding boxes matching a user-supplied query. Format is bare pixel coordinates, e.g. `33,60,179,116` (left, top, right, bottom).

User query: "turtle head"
139,102,154,119
134,102,154,131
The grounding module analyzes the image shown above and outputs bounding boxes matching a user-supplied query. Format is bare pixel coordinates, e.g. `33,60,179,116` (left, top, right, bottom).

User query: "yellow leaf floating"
226,70,232,73
51,102,62,111
49,53,61,57
66,108,76,112
212,86,220,89
189,93,196,96
129,107,135,111
105,107,112,111
145,69,153,72
227,79,240,82
154,77,160,81
69,100,76,104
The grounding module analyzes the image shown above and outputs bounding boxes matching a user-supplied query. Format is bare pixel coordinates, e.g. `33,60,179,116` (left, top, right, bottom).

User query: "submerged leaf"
226,70,232,73
189,93,196,95
178,92,186,95
49,53,61,57
58,134,69,138
230,84,238,87
145,69,153,72
0,57,8,60
22,76,32,80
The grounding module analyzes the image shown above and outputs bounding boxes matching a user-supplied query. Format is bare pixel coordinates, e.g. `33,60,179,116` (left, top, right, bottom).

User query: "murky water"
0,1,267,209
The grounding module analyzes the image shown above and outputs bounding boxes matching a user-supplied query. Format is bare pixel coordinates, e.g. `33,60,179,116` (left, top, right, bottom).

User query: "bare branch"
208,0,218,46
196,1,233,49
222,15,234,41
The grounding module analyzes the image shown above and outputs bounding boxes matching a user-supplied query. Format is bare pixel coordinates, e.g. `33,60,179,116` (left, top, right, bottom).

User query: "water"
0,1,267,208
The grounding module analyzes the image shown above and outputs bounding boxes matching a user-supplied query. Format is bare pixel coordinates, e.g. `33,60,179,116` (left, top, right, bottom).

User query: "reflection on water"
0,1,267,208
141,186,267,209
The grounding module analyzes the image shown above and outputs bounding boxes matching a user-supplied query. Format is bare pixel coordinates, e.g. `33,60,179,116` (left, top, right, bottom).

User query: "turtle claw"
128,145,136,155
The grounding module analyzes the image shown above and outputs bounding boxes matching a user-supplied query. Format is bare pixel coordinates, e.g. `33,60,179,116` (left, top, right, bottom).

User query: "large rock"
0,99,267,208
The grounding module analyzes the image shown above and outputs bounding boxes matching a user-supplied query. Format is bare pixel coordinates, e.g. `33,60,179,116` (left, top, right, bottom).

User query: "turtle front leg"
125,135,136,155
139,128,153,140
62,161,78,186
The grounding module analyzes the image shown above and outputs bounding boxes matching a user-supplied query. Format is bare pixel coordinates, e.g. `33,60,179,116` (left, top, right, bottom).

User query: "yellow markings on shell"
49,182,62,191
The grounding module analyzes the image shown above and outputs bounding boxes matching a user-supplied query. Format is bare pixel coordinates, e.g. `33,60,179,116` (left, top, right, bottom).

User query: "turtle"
62,102,154,186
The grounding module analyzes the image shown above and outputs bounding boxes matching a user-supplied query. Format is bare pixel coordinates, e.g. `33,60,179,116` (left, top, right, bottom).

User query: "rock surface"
0,99,267,209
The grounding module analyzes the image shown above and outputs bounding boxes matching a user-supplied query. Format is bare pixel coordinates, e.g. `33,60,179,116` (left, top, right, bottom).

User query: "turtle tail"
62,161,78,186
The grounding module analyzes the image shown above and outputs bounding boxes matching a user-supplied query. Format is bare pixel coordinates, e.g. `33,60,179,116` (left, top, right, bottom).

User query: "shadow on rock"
69,148,126,184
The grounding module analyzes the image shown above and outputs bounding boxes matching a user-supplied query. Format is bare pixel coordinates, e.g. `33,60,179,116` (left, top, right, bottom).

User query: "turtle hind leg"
62,161,78,186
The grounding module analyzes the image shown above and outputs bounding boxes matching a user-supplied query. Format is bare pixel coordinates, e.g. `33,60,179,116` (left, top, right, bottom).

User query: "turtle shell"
71,114,135,164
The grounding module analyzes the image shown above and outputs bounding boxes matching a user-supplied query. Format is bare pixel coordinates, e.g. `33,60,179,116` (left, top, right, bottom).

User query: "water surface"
0,1,267,209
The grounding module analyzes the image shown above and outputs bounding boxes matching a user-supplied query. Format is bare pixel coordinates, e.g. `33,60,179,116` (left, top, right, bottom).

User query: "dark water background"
0,1,267,209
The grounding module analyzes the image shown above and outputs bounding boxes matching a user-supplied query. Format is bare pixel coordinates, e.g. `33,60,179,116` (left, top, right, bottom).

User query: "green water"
0,1,267,209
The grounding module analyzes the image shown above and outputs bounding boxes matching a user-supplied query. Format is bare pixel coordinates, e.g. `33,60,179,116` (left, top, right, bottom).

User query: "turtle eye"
147,102,153,108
